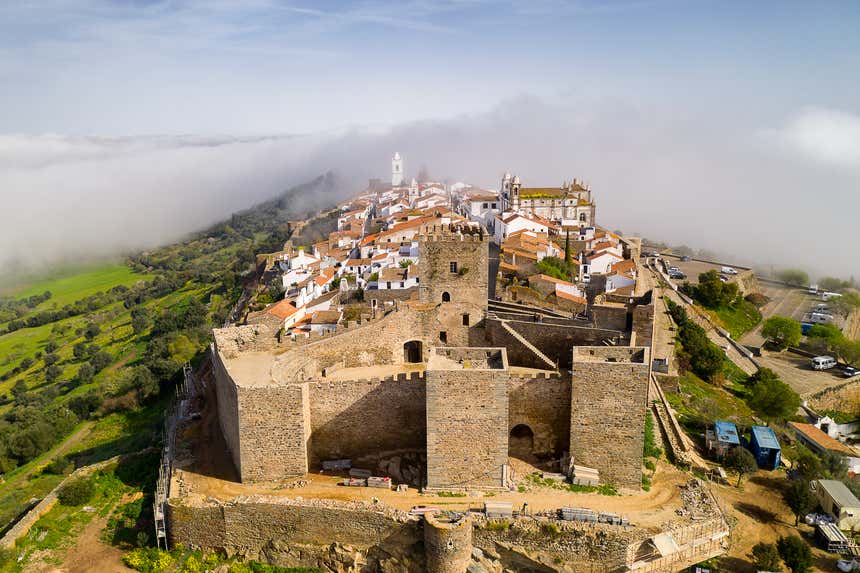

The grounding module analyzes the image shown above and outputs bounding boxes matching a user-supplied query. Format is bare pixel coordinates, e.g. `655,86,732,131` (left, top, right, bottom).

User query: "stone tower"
418,223,489,347
392,152,404,187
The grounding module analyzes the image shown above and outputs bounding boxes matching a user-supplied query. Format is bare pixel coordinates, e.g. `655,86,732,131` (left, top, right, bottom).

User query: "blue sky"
1,1,859,278
1,0,858,134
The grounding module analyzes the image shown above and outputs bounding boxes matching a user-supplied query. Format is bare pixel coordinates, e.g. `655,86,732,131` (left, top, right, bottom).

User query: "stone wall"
507,373,571,458
426,354,509,490
212,348,242,477
167,497,423,570
632,304,655,350
308,373,427,468
166,496,643,573
236,383,310,481
590,305,630,331
485,316,623,369
570,346,650,489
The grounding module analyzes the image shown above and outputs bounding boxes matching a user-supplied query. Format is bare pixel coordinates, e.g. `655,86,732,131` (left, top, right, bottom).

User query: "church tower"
392,152,404,187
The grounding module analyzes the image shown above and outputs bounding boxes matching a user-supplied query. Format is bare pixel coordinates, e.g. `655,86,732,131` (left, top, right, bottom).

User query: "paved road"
652,269,758,376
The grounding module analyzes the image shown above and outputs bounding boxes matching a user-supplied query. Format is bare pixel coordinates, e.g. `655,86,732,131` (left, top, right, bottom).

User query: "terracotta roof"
360,233,381,246
266,299,298,319
532,274,577,287
469,194,499,202
790,422,858,456
555,289,587,304
311,310,342,325
380,267,408,282
610,260,637,275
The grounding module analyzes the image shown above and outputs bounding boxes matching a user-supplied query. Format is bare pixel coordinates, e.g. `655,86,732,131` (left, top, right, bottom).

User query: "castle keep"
211,224,654,490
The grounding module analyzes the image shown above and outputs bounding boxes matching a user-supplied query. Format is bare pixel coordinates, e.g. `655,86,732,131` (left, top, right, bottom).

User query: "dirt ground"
756,350,847,398
709,472,838,573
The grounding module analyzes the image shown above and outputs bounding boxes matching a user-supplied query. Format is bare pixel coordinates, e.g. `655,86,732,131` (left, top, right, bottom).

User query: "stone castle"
211,223,655,491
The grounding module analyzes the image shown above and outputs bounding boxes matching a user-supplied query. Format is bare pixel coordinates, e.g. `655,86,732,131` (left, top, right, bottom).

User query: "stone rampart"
570,346,650,489
212,347,242,476
426,350,509,490
308,372,427,468
507,373,571,458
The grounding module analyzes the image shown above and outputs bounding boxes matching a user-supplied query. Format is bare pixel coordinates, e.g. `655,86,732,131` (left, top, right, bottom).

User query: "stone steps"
499,320,557,370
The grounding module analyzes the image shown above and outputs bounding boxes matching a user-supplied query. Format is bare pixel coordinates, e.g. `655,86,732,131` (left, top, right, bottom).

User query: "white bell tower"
391,152,404,187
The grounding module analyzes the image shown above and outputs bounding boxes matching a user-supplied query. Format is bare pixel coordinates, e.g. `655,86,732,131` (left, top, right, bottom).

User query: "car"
669,272,687,280
843,367,860,378
720,266,738,275
811,356,837,370
837,558,860,573
668,266,680,272
680,255,691,261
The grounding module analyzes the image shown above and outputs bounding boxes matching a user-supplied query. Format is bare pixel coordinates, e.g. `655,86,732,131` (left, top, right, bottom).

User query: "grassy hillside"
0,173,342,552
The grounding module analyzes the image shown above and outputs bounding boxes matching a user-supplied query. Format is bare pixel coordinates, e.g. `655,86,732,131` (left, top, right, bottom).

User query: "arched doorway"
403,340,423,363
509,424,535,460
442,291,451,302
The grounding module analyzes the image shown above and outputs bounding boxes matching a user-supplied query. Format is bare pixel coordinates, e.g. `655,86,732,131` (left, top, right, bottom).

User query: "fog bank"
1,98,858,280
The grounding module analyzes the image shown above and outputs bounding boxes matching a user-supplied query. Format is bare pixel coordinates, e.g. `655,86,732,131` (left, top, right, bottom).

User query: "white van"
720,266,738,275
811,356,837,370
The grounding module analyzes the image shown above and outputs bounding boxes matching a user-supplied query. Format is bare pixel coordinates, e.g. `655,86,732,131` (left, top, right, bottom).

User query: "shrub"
58,477,95,506
123,547,174,573
44,456,72,475
485,520,510,531
540,522,560,537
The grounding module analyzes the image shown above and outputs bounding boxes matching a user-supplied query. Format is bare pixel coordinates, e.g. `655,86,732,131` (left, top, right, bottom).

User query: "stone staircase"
499,320,557,370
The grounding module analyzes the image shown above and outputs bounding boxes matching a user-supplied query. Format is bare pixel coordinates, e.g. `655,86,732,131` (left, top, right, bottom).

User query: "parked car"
843,366,860,378
720,266,738,275
669,272,687,280
811,356,837,370
805,512,836,526
837,558,860,572
680,255,691,261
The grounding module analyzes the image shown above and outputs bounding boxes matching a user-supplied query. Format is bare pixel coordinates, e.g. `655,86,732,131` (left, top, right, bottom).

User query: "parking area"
644,253,747,286
755,351,847,398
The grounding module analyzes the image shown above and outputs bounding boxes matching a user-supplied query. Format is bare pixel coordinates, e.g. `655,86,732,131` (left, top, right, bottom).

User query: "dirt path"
41,512,134,573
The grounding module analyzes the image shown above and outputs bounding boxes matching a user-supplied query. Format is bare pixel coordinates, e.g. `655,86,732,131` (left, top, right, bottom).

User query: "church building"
499,173,595,226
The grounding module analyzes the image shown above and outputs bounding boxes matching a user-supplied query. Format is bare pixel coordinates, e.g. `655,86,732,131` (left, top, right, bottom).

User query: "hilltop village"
157,154,860,573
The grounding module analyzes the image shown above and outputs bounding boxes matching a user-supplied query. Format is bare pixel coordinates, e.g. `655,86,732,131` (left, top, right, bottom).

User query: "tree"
45,341,59,354
76,363,94,385
749,541,782,571
761,316,802,350
776,269,809,286
725,446,758,486
793,445,823,480
777,535,812,573
692,270,740,308
564,231,572,265
131,366,159,403
836,339,860,367
784,480,814,525
746,371,801,421
45,364,62,383
89,350,113,373
84,322,101,340
130,307,151,336
58,477,94,506
43,352,59,366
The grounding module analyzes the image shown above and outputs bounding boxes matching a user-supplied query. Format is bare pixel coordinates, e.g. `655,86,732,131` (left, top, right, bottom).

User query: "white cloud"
767,108,860,168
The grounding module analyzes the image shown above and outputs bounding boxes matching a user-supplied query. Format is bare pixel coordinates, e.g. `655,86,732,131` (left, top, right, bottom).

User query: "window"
482,203,488,209
439,331,448,343
491,203,497,209
400,281,405,288
579,212,587,222
449,261,458,273
462,313,470,326
387,282,391,289
442,292,451,302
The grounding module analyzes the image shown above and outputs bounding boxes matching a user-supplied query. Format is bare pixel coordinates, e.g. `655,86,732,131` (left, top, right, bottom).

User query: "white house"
494,213,550,244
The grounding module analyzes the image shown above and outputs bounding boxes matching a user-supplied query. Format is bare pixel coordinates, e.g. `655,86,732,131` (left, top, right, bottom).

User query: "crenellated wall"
507,372,571,458
570,346,650,489
308,372,427,467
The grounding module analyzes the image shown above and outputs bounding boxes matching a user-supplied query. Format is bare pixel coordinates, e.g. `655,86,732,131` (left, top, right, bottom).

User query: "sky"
0,1,859,278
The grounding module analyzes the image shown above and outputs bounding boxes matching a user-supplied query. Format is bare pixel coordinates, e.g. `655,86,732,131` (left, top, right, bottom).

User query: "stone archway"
403,340,423,363
509,424,535,460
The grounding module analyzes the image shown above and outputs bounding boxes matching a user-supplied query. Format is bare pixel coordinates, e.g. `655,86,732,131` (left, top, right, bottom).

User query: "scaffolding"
153,361,196,549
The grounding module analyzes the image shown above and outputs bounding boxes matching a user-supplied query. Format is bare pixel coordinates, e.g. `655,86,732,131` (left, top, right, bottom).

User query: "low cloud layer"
1,98,859,280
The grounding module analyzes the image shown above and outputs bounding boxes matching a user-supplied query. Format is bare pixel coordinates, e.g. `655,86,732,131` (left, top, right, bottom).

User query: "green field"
0,263,150,310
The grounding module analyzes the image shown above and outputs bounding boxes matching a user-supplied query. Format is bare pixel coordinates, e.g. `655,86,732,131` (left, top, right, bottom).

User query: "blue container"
748,426,781,470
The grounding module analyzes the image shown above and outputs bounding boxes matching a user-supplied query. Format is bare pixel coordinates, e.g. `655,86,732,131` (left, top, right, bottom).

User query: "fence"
153,361,199,549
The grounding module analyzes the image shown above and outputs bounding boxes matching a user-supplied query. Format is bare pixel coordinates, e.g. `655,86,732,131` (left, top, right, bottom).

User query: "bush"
44,456,72,475
123,547,174,573
58,477,95,506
